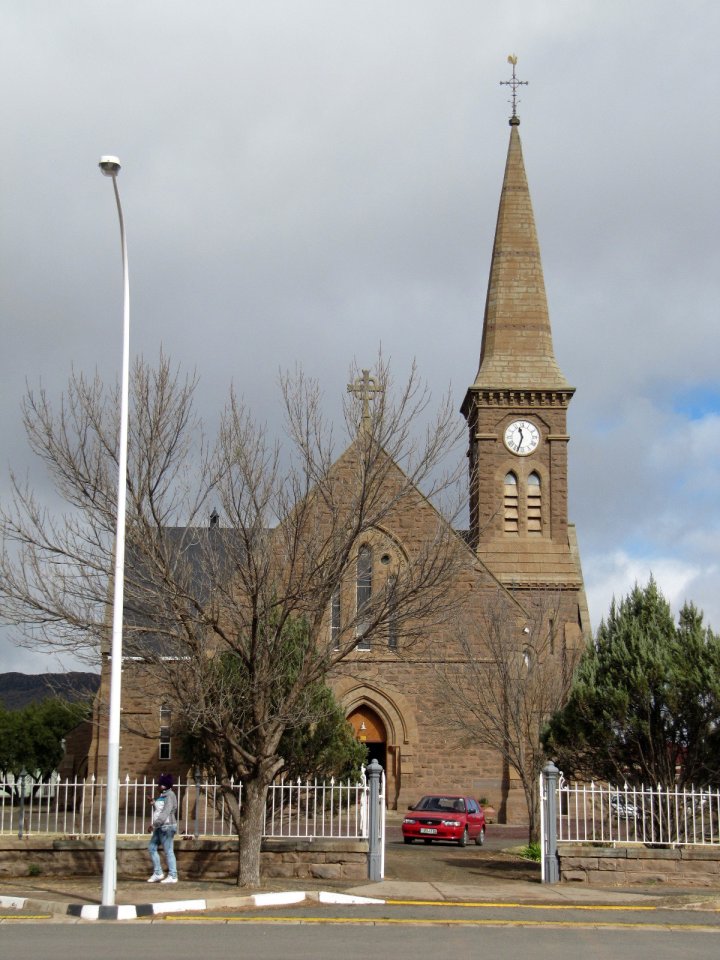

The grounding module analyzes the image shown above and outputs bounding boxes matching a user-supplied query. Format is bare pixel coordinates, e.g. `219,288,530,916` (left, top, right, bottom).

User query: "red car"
402,794,486,846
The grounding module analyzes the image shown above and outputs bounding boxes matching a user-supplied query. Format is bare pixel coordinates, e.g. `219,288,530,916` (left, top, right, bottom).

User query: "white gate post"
366,759,383,881
542,761,560,884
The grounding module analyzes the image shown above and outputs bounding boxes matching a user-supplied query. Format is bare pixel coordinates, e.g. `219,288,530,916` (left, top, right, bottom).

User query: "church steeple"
461,75,586,620
469,121,571,394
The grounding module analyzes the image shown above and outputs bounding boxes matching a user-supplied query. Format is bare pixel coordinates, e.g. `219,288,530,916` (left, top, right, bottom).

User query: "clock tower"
461,105,589,636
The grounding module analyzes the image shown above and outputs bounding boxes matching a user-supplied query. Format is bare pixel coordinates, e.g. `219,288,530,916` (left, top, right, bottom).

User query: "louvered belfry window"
527,472,542,534
504,472,519,533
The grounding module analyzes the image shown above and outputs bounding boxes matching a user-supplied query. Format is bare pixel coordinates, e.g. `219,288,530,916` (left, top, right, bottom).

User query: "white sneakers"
160,876,178,883
147,874,163,882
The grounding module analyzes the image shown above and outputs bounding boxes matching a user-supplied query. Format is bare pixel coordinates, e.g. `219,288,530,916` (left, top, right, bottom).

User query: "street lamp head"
99,155,121,177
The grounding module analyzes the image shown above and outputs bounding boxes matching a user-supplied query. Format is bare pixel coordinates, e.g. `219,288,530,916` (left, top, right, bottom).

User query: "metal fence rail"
264,777,368,839
0,773,370,840
557,777,720,846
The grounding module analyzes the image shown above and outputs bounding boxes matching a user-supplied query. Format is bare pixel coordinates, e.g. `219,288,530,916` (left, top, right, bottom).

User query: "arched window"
330,586,341,650
387,574,398,650
503,472,519,534
527,472,542,535
356,545,372,650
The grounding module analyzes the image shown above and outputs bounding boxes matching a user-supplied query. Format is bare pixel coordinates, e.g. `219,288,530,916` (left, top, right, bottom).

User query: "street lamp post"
98,155,130,906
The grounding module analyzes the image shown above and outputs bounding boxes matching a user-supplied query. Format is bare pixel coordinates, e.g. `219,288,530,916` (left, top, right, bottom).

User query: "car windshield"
415,796,465,813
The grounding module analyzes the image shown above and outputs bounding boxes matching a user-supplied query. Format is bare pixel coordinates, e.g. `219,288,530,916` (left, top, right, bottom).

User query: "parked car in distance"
610,795,639,819
402,795,486,847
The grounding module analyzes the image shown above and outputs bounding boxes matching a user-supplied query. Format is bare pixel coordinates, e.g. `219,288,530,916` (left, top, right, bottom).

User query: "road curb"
0,889,386,921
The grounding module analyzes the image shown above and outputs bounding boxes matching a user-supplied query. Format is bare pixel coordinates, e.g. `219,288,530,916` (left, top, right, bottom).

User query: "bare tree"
0,353,467,885
435,590,581,843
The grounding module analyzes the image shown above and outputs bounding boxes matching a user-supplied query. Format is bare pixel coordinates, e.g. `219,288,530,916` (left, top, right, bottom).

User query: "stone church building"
84,111,589,820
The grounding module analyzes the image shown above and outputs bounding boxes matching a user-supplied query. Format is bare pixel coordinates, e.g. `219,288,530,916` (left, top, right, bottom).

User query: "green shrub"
519,841,541,862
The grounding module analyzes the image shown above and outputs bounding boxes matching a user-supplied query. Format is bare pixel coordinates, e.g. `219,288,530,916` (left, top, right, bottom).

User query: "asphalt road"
1,919,718,960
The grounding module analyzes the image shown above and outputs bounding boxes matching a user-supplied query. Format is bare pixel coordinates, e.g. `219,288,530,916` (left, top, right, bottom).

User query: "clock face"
504,419,540,456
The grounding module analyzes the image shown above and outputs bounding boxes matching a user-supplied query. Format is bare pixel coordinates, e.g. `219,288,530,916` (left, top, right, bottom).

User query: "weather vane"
500,54,528,125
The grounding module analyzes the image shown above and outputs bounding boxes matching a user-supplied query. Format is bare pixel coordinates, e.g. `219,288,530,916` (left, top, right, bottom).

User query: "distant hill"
0,672,100,710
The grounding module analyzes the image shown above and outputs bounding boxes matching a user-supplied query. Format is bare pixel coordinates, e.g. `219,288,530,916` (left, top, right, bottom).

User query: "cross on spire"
500,54,528,125
347,369,383,431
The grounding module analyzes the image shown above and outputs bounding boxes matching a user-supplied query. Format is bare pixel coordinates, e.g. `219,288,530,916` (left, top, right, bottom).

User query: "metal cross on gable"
347,368,383,430
500,54,528,123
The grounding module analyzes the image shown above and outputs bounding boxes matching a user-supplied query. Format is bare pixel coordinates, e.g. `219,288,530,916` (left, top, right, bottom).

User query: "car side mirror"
407,804,414,810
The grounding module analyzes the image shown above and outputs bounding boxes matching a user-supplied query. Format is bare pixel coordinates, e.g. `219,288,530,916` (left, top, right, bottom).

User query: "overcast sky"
2,1,719,673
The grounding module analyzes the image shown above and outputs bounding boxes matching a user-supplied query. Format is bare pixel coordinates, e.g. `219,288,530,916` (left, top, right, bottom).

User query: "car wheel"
458,827,468,847
423,838,432,845
475,826,486,846
403,837,413,844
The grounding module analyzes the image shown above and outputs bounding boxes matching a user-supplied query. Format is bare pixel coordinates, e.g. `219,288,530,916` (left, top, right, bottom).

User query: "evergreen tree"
276,685,368,783
543,579,720,787
0,698,90,794
178,615,367,786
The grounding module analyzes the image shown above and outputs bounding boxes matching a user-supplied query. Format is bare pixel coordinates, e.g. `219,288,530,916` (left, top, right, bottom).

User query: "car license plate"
419,828,437,834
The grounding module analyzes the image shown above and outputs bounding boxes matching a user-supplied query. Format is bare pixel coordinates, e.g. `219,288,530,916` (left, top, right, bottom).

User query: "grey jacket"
151,788,178,829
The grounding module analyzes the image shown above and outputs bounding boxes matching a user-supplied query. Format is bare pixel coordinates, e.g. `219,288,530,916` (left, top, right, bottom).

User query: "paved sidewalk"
2,873,719,920
2,822,719,918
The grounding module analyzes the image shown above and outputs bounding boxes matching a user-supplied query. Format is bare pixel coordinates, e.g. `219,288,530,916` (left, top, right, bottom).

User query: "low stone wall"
559,844,720,887
0,836,368,882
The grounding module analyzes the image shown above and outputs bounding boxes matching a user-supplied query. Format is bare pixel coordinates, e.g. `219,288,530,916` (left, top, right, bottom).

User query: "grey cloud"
2,2,720,669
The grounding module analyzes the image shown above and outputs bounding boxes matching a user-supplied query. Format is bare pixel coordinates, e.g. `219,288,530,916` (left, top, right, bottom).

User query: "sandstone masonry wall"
558,845,720,887
0,837,368,882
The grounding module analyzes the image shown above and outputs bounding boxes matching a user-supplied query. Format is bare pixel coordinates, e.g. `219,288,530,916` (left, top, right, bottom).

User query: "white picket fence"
0,773,371,840
556,777,720,847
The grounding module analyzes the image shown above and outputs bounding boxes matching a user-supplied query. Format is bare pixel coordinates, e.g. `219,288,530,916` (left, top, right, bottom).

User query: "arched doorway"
347,705,387,772
334,678,419,809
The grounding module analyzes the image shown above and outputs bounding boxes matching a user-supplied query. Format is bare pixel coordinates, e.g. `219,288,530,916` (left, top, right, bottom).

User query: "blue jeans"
148,825,177,878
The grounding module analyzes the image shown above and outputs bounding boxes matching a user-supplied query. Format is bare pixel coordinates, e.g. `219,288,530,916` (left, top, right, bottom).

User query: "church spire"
470,104,571,393
459,65,589,645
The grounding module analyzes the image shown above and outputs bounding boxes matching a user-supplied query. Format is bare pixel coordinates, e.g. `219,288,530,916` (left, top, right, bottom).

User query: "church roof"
469,121,572,394
120,525,241,657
